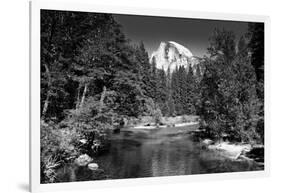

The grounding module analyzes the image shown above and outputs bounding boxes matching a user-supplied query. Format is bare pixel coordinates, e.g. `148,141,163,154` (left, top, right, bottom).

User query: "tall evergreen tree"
247,23,264,83
135,42,155,99
207,28,236,65
184,65,196,114
154,69,169,115
198,29,262,143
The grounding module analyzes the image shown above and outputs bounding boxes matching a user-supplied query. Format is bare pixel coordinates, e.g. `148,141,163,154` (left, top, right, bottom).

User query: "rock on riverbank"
206,142,264,164
201,139,262,160
75,154,93,166
88,163,99,170
207,142,251,160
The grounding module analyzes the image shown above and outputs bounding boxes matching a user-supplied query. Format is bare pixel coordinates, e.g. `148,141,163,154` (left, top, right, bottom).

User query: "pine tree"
171,67,180,115
166,68,175,116
198,28,263,143
247,23,264,83
184,65,196,114
154,68,169,115
135,42,155,99
207,28,236,65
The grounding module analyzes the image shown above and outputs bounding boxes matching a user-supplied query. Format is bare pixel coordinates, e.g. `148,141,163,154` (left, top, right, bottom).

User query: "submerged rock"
88,163,99,171
75,154,93,166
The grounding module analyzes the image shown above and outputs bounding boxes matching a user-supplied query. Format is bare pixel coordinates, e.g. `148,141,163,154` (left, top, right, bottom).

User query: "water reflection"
56,126,263,182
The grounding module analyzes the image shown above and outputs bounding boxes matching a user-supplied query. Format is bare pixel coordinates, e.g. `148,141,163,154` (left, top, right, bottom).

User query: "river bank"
200,139,264,165
41,115,263,183
126,115,199,130
54,125,263,182
189,126,264,165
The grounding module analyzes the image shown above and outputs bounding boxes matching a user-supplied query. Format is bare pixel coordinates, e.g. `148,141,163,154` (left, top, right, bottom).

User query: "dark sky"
113,14,249,57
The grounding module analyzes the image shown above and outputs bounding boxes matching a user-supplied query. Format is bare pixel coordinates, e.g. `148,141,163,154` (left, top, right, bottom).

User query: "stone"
79,139,87,144
88,163,99,171
202,139,214,146
75,154,93,166
208,142,252,160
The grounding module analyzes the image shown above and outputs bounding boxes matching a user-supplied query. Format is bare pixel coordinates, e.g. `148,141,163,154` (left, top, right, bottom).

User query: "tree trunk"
99,86,107,112
80,83,88,108
41,19,56,119
75,83,81,109
42,93,50,119
42,63,51,119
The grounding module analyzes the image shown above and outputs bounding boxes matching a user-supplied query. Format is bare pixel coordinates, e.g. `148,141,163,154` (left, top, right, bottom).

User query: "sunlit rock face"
150,41,203,75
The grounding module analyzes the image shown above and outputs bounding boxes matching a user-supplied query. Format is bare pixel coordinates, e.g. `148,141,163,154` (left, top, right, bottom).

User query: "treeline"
40,10,201,126
41,10,148,121
149,63,201,117
40,10,264,182
150,25,265,145
197,25,264,144
40,10,155,182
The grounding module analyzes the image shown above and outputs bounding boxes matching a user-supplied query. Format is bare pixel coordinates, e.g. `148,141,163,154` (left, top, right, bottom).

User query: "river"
56,125,263,182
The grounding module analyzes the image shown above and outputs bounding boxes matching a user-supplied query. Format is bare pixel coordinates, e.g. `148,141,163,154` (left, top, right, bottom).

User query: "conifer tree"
198,29,262,143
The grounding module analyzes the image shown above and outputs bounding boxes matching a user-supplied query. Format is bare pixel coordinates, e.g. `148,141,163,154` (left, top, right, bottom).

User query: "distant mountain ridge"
149,41,203,76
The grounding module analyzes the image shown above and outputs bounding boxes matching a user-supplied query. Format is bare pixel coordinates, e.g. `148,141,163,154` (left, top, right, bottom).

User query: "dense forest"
40,10,264,183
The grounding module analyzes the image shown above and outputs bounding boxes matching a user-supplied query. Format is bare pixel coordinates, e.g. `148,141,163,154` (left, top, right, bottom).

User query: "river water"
56,125,263,182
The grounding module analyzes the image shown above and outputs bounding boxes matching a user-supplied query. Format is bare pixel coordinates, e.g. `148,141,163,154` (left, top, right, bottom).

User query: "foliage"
40,120,80,183
142,97,163,124
170,65,198,115
40,11,114,119
207,28,236,64
247,23,265,143
41,155,61,183
197,29,264,143
62,89,118,148
40,9,265,182
247,23,264,83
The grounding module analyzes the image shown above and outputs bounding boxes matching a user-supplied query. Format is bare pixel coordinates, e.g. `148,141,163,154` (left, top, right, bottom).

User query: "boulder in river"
88,163,99,171
75,154,93,166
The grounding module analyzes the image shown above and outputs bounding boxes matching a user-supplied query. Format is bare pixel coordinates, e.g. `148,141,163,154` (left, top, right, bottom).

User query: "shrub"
40,155,61,183
40,120,80,183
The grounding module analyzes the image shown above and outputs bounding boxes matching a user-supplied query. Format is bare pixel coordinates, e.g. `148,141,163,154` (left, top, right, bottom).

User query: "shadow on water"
56,125,263,182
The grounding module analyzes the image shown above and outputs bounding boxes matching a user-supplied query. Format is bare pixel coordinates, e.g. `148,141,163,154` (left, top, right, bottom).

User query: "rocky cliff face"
150,41,203,75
